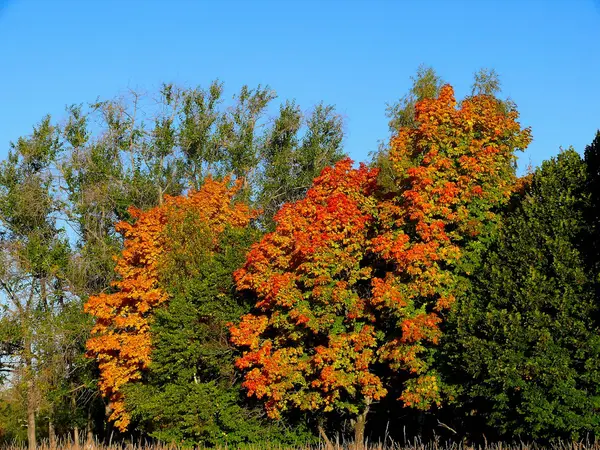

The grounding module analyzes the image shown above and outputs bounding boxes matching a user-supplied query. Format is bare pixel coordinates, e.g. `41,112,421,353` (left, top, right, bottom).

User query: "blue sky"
0,0,599,170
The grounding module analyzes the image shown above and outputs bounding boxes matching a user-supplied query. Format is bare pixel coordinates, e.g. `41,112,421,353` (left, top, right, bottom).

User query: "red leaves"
231,84,531,420
399,313,442,344
231,160,383,417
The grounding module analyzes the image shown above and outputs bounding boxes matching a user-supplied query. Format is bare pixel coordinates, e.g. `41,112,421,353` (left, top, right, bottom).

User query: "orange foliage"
230,84,531,419
85,178,256,430
373,85,531,407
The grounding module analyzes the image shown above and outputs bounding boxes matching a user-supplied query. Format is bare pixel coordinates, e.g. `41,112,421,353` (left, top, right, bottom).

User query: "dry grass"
3,438,600,450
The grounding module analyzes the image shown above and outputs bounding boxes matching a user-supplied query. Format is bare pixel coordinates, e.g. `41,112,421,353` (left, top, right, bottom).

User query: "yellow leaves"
399,374,441,410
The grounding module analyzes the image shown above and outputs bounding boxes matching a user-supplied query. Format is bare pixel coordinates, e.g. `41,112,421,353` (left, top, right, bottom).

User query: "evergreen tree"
584,131,600,295
443,149,600,440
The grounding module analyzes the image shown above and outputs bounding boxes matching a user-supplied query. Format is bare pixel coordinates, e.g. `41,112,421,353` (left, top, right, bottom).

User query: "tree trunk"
157,185,164,206
353,402,370,450
318,423,334,450
103,403,112,445
27,378,36,450
71,395,80,449
49,417,56,450
86,407,94,446
40,277,48,311
24,329,36,450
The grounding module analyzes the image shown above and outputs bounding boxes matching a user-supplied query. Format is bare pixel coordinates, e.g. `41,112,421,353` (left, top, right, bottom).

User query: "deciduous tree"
231,159,383,443
0,116,71,450
85,178,256,431
231,84,531,443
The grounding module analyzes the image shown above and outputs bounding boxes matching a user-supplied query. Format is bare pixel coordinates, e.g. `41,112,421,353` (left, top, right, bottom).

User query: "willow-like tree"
0,117,70,450
258,101,345,228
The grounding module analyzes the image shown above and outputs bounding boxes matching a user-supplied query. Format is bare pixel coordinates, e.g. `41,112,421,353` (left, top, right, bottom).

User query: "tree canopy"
3,70,600,448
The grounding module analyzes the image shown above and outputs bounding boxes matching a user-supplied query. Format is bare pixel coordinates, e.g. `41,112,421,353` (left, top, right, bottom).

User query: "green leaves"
444,149,600,440
259,101,345,229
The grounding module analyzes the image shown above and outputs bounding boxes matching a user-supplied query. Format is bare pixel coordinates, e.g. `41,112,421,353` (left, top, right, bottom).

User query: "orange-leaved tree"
230,84,531,442
371,84,531,409
85,178,255,430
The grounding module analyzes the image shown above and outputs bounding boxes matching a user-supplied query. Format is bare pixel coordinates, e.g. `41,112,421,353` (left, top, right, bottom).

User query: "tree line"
1,67,600,448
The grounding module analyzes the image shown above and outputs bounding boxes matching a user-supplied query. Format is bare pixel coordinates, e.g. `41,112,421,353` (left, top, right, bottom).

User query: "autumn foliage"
231,159,383,420
372,85,532,407
12,67,600,445
85,179,255,430
84,82,532,437
230,85,532,424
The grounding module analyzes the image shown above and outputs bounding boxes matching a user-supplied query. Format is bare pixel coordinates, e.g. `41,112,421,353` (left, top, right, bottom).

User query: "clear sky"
0,0,599,170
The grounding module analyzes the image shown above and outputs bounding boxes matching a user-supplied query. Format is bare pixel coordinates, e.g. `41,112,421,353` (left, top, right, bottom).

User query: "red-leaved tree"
230,84,531,442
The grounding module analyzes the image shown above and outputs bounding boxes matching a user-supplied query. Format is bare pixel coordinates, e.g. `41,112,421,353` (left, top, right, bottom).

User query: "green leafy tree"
386,65,444,132
258,101,345,228
584,131,600,295
443,149,600,440
0,116,71,450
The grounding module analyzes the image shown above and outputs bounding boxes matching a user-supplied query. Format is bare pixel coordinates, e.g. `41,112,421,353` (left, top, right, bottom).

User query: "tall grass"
4,437,600,450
